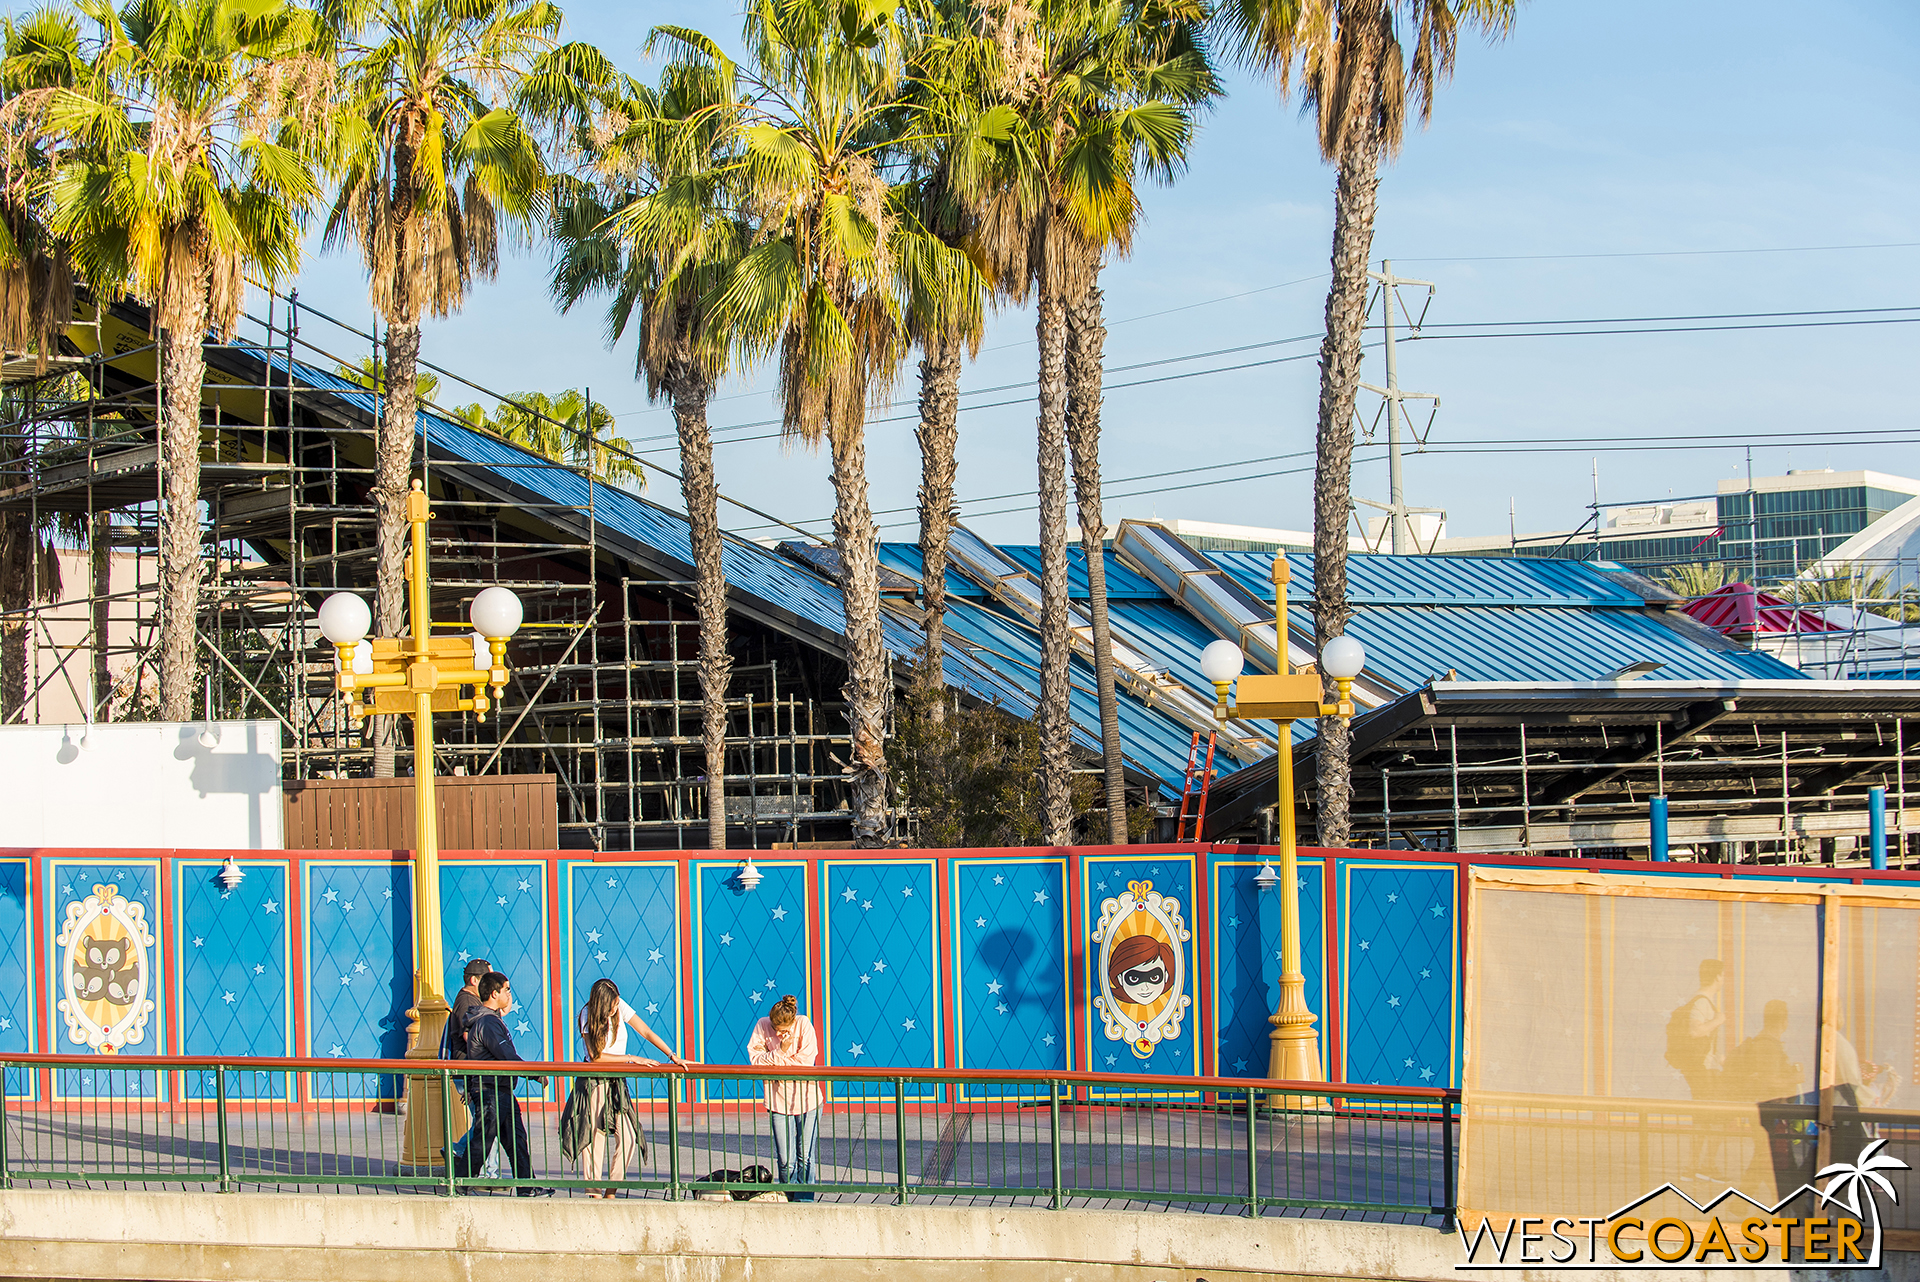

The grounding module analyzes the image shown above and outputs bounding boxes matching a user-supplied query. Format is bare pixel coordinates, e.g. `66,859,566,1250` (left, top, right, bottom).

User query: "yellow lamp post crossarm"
1197,549,1366,1088
314,479,524,1165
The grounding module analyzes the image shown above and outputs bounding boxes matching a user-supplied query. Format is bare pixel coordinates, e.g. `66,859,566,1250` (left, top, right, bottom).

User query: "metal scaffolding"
0,290,857,850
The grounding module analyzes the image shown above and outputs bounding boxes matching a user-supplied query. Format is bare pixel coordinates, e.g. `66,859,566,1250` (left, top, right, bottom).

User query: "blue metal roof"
1203,550,1803,686
993,544,1168,600
877,543,986,600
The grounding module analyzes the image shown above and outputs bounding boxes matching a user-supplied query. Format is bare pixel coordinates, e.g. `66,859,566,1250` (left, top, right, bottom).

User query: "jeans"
451,1086,504,1178
456,1081,533,1189
768,1108,819,1202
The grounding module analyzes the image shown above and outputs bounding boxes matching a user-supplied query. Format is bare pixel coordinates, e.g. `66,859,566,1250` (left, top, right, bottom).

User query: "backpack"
1664,996,1710,1073
439,1001,473,1061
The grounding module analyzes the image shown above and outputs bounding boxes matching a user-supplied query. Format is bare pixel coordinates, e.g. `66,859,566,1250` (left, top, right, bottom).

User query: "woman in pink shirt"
748,995,821,1201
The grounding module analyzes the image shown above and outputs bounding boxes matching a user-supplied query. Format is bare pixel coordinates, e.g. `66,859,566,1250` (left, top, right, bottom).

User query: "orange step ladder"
1174,731,1219,843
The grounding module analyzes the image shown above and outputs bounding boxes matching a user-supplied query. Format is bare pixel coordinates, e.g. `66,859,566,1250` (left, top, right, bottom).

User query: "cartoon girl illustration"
1107,934,1176,1009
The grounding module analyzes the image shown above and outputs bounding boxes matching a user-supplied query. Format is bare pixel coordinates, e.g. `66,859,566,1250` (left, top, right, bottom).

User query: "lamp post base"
400,996,458,1167
1266,971,1325,1111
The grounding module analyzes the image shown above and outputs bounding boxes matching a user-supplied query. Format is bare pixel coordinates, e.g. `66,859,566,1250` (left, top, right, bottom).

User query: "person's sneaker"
515,1187,555,1198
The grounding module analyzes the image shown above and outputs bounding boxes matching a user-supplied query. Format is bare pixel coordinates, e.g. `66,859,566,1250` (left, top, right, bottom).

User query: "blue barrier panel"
175,859,291,1099
1339,860,1457,1089
950,856,1069,1096
563,860,681,1096
441,860,551,1099
0,860,29,1099
822,858,940,1098
693,859,810,1100
1081,851,1199,1092
303,861,412,1100
1210,854,1325,1079
47,858,165,1099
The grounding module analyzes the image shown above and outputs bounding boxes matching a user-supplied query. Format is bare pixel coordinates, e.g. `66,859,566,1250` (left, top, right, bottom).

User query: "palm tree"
1817,1137,1907,1262
335,355,440,404
549,58,746,850
1217,0,1516,846
323,0,608,770
1658,561,1737,599
463,388,646,489
973,0,1212,843
660,3,948,848
41,0,327,721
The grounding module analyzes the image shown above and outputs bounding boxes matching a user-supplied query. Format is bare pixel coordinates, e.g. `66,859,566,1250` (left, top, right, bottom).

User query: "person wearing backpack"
1666,959,1726,1180
441,958,502,1178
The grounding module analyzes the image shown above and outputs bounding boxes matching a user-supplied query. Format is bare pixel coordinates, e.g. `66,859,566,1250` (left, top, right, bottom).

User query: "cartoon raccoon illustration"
73,934,140,1006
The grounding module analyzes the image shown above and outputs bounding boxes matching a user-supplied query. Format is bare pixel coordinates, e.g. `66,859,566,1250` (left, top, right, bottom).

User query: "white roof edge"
1800,493,1920,578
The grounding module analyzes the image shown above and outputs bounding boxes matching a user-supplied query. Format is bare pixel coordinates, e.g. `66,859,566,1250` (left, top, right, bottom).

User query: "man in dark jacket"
455,971,551,1196
443,958,496,1170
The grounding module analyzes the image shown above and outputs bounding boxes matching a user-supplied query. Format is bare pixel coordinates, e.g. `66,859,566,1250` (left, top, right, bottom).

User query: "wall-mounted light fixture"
1253,861,1280,892
736,858,764,892
197,674,220,748
217,856,246,892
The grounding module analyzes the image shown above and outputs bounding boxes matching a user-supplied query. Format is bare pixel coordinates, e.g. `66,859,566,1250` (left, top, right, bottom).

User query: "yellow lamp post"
1199,550,1365,1085
316,479,523,1165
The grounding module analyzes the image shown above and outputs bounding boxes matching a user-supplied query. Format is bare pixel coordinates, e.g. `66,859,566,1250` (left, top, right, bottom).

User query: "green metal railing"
0,1054,1457,1217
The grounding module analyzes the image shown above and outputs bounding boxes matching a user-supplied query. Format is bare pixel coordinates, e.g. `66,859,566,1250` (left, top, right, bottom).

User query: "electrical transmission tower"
1356,260,1442,554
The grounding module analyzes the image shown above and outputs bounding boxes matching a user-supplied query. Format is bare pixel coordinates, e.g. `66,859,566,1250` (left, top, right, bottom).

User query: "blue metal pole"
1870,787,1888,870
1650,796,1669,862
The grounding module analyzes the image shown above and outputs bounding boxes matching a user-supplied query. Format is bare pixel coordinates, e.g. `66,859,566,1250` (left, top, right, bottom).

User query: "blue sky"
262,0,1920,547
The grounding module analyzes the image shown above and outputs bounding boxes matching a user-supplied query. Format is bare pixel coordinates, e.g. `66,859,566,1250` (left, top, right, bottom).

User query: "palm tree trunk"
373,315,421,778
0,510,27,721
914,337,962,721
1309,54,1384,850
1036,286,1074,846
671,364,731,851
157,304,210,722
829,424,891,847
1067,280,1125,845
92,512,110,718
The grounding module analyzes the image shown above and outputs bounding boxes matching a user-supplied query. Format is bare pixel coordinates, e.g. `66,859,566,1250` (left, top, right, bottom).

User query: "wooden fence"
282,774,558,850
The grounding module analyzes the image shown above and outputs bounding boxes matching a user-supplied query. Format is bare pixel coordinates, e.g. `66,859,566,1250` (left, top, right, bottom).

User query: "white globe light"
1199,640,1245,684
317,592,371,645
471,586,523,639
1320,635,1366,680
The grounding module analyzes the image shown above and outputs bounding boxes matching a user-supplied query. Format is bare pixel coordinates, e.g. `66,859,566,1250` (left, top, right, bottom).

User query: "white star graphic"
749,991,763,1004
1033,890,1048,904
1419,1067,1435,1082
353,962,368,974
254,964,265,975
996,1003,1008,1014
1420,968,1431,979
646,1002,659,1014
1359,939,1370,951
517,879,530,893
343,901,354,911
1431,904,1445,918
1404,1058,1415,1069
1387,995,1400,1008
872,959,887,973
901,885,913,897
606,878,617,889
262,899,279,914
848,1044,865,1058
764,979,775,990
861,900,873,911
901,1019,916,1031
0,1018,10,1030
193,936,205,948
986,979,1002,995
329,1044,345,1057
1274,950,1283,960
458,950,471,963
842,887,857,902
772,905,788,920
647,949,663,964
495,896,507,907
384,887,393,898
860,974,870,984
1042,1034,1054,1046
1096,880,1108,891
222,991,236,1005
1227,916,1239,929
515,1021,530,1034
595,951,608,963
1386,893,1398,904
720,933,734,946
974,917,986,927
993,875,1004,885
323,889,338,903
1104,1054,1116,1066
220,891,231,902
339,975,352,986
586,930,601,943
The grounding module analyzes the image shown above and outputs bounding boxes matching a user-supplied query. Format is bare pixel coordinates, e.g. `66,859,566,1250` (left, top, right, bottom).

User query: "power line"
1397,241,1920,264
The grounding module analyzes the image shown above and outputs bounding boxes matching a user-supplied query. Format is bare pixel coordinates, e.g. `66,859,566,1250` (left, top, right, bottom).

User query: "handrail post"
666,1071,682,1201
1048,1079,1063,1211
1441,1095,1456,1216
1244,1085,1258,1217
440,1068,457,1197
215,1064,232,1194
894,1077,909,1205
0,1058,11,1190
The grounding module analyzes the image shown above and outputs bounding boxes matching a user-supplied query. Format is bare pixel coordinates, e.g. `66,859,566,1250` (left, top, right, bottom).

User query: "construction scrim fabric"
1460,870,1918,1230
